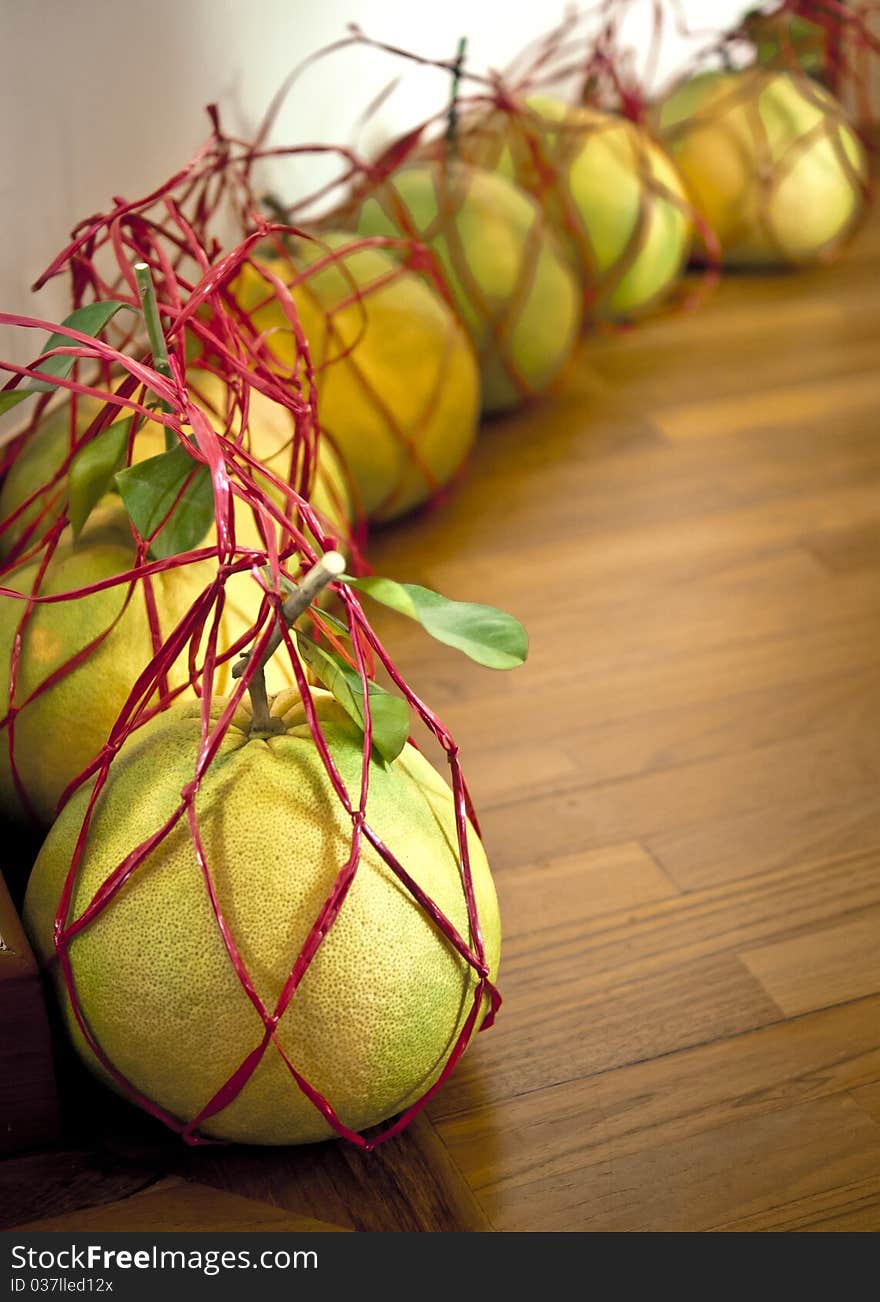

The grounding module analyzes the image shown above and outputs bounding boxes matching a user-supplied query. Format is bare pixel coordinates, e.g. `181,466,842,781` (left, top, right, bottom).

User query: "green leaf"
296,633,410,763
116,442,213,559
0,390,30,416
68,418,133,538
30,302,132,392
311,607,352,639
0,300,133,415
346,575,528,670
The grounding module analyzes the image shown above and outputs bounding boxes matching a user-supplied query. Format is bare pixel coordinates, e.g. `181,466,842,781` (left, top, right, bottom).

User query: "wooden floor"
3,211,880,1234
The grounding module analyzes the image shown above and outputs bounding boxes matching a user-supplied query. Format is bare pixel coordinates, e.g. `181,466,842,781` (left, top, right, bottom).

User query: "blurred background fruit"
461,95,691,319
656,68,868,266
356,161,581,413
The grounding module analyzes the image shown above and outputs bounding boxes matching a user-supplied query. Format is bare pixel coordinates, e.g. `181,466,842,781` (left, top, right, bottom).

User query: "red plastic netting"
241,34,584,413
0,121,500,1147
492,2,880,123
339,1,875,293
28,102,480,528
490,0,879,273
300,20,721,332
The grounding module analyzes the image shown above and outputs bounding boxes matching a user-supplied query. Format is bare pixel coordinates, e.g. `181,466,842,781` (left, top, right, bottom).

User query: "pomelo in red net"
656,68,868,266
24,687,501,1144
355,160,581,414
460,94,691,320
228,233,480,524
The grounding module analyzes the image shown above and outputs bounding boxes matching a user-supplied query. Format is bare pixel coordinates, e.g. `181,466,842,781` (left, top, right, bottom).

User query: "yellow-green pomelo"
229,233,479,523
463,96,690,320
24,687,501,1144
0,380,350,559
0,507,229,825
185,373,352,550
0,400,165,559
656,68,868,265
0,379,351,824
356,162,581,414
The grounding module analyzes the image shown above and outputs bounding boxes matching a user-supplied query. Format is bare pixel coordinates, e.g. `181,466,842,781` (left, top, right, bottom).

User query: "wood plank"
499,842,679,940
742,909,880,1017
415,549,875,702
369,554,880,846
450,1089,880,1232
655,369,880,442
805,520,880,574
588,303,880,410
799,1200,880,1232
712,1177,880,1232
495,849,880,1010
92,1112,493,1234
434,955,780,1119
433,847,880,1116
0,1148,159,1232
475,714,880,876
850,1081,880,1124
389,462,880,603
0,873,59,1155
407,665,879,859
456,741,578,809
168,1117,493,1234
435,996,880,1226
12,1178,348,1233
385,406,880,587
647,786,880,892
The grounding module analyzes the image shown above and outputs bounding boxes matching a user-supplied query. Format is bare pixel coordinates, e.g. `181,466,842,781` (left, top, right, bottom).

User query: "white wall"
0,0,750,369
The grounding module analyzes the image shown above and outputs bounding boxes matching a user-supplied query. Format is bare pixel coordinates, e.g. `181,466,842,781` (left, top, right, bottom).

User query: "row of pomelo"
2,58,869,1148
3,65,868,826
222,65,870,525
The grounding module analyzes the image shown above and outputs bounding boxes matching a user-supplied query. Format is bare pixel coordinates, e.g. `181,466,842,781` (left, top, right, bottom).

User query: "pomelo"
0,505,230,825
655,68,868,265
0,378,351,824
228,233,480,523
0,378,350,560
186,372,352,551
461,95,691,320
24,687,501,1144
355,162,581,414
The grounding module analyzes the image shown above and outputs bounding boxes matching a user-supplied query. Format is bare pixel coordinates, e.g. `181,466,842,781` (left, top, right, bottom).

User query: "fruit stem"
246,664,275,734
445,36,468,153
134,262,177,447
134,262,174,388
233,550,346,735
